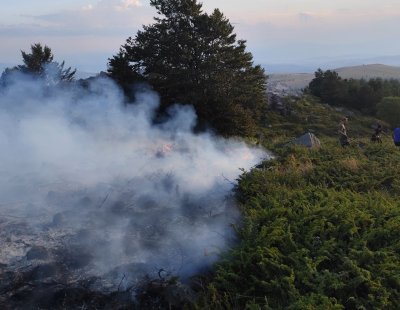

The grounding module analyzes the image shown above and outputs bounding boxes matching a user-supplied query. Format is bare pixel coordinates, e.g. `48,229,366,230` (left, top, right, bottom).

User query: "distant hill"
262,63,316,74
268,73,314,95
268,64,400,96
335,64,400,80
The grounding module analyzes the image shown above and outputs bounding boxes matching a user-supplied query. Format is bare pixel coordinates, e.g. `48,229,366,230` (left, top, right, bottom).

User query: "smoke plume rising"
0,71,268,290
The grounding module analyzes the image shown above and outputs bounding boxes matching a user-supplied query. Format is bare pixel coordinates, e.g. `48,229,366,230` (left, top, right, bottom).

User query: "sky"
1,0,400,73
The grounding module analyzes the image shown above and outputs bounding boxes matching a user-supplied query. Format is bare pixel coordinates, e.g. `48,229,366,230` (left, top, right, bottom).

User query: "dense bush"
376,97,400,127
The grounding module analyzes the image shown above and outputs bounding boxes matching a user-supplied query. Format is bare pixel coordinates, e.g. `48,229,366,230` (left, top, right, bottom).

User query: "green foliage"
306,69,400,115
108,0,267,136
308,69,344,106
1,43,76,83
20,43,54,73
376,97,400,127
258,95,388,151
107,50,144,94
195,98,400,309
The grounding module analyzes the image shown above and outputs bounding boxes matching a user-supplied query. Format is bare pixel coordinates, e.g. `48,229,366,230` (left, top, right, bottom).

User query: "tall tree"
108,0,267,136
19,43,54,74
308,69,345,106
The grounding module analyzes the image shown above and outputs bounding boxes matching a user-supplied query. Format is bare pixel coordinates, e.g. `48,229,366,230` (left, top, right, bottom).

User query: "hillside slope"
196,97,400,309
268,64,400,95
336,64,400,80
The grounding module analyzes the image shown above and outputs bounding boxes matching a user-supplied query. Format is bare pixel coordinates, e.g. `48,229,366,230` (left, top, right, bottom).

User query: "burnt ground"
0,264,196,309
0,183,236,309
0,213,197,309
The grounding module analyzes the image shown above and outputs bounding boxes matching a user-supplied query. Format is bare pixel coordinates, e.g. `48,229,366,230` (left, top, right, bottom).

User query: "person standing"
338,117,350,147
371,123,383,143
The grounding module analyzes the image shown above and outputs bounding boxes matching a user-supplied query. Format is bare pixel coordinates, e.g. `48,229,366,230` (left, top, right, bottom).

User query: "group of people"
338,117,400,147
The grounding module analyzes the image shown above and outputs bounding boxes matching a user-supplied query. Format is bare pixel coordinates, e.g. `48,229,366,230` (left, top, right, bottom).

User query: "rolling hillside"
268,64,400,95
336,64,400,80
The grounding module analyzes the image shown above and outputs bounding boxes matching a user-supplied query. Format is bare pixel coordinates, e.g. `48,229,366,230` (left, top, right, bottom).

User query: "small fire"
155,142,174,157
241,150,252,161
162,143,173,154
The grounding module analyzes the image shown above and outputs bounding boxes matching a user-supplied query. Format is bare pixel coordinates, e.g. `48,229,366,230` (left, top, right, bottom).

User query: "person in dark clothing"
393,127,400,146
371,124,383,143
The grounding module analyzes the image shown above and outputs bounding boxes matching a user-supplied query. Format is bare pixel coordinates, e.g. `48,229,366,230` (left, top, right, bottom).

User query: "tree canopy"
108,0,267,136
1,43,76,84
308,69,344,106
307,69,400,116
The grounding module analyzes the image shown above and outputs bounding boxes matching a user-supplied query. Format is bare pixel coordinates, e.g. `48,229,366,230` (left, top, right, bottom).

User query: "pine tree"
2,43,76,83
108,0,267,136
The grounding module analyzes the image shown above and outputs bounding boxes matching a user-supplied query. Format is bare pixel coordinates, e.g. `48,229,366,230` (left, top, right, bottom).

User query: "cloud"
0,0,151,37
84,0,143,11
115,0,142,10
1,0,399,72
82,4,94,11
297,12,317,23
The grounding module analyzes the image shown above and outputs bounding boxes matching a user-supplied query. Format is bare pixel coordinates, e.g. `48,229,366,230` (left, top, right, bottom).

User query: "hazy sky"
1,0,400,72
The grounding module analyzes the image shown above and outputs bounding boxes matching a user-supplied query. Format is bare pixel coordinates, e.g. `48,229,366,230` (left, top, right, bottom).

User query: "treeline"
306,69,400,124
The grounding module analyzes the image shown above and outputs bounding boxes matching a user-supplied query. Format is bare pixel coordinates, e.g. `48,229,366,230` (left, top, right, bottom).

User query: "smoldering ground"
0,71,268,296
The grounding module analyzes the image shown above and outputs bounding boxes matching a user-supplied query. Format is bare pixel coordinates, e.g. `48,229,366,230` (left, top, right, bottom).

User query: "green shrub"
195,110,400,309
376,97,400,127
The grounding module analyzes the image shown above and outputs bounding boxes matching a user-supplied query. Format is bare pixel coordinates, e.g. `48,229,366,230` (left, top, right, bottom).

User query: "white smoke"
0,72,268,288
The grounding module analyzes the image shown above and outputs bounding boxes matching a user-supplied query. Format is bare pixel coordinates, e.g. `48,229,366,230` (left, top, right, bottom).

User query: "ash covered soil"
0,177,241,309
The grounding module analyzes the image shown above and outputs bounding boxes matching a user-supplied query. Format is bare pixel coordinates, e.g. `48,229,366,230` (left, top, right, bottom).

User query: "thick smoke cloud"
0,72,268,290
